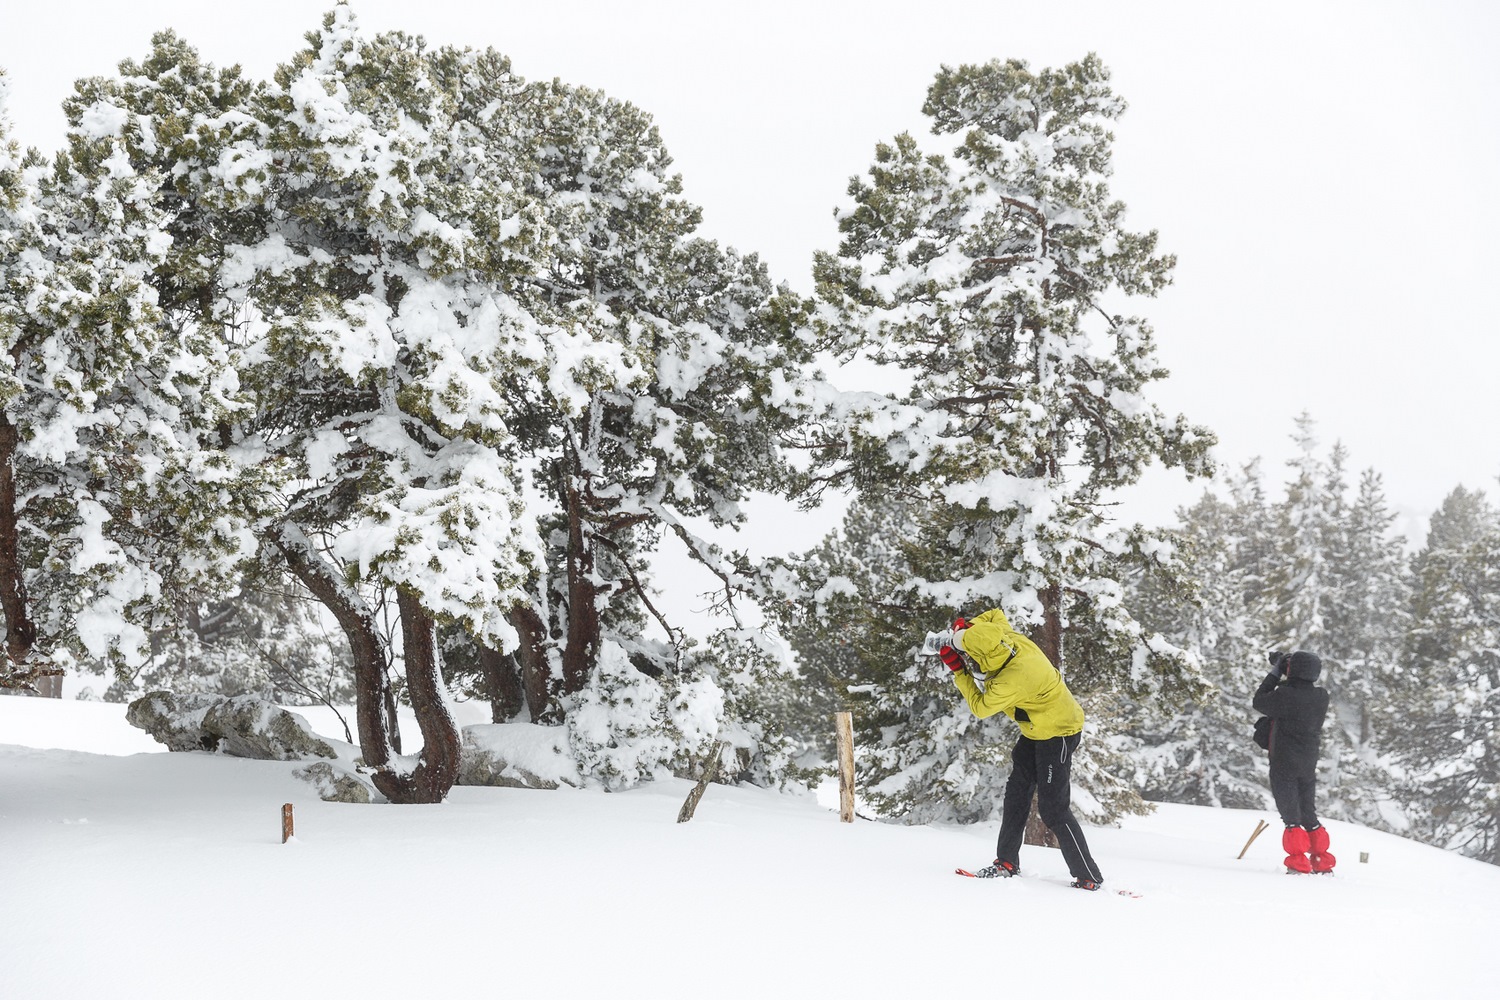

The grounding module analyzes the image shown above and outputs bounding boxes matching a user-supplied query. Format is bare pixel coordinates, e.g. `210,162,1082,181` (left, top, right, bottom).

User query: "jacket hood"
1288,650,1322,683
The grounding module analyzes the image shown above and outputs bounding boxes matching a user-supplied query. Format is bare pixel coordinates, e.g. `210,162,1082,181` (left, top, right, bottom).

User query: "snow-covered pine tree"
1265,414,1338,649
776,497,967,811
1260,418,1405,825
1319,465,1408,825
416,69,822,786
2,63,249,696
0,67,48,693
798,55,1215,824
63,9,818,793
59,31,294,704
211,11,545,802
1386,486,1500,864
1125,470,1276,810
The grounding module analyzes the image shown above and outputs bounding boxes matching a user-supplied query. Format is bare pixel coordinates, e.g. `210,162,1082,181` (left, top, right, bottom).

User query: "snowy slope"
2,696,1495,1000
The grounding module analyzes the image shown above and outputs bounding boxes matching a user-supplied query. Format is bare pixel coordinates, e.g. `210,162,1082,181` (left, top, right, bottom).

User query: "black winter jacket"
1252,672,1328,776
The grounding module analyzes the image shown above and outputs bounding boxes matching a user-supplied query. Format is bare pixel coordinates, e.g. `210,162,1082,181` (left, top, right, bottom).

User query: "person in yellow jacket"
938,608,1105,890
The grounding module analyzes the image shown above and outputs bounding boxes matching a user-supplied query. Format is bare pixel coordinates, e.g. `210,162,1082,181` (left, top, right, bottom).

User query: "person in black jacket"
1253,649,1335,873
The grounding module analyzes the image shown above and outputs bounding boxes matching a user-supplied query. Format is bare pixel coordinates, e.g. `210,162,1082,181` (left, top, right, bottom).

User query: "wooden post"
281,803,295,844
1237,818,1269,859
677,740,726,824
835,711,855,823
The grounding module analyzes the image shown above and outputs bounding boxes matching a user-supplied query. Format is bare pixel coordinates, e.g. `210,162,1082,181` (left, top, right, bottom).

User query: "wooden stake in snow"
835,711,856,823
281,803,295,844
677,740,726,824
1237,818,1270,859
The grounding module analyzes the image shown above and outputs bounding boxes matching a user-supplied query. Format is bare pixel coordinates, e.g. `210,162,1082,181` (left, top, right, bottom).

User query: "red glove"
939,645,965,672
954,617,969,631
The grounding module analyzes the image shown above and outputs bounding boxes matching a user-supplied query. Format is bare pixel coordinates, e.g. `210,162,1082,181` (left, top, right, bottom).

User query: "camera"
1266,650,1287,670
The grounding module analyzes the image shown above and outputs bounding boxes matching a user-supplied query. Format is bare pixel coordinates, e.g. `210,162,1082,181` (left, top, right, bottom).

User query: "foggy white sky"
3,0,1497,546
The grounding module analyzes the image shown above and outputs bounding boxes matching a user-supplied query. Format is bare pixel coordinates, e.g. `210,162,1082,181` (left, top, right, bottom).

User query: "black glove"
939,645,965,673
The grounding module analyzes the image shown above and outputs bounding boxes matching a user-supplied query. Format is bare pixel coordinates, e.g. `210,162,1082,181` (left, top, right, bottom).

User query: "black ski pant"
995,732,1103,883
1269,763,1320,829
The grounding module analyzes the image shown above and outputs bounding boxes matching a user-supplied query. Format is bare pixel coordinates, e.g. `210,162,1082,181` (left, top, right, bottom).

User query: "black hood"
1288,650,1322,683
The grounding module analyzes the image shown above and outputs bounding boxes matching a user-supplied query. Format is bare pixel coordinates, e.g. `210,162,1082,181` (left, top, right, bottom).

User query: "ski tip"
955,868,975,877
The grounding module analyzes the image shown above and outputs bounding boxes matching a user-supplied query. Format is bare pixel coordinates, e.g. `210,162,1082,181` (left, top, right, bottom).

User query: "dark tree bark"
561,473,601,697
371,589,461,804
1033,582,1064,667
0,415,56,695
1024,582,1064,849
505,603,552,721
477,641,524,723
383,677,403,755
276,529,393,771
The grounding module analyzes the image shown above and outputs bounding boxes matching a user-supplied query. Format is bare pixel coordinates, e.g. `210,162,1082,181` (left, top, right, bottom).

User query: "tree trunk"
561,474,601,696
371,589,461,804
1033,582,1064,669
477,642,524,723
383,676,403,755
275,528,393,770
1024,582,1064,849
0,416,53,694
505,604,552,721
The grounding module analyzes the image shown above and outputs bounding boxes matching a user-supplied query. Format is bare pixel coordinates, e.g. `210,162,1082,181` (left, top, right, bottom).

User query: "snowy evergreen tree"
269,35,823,785
789,55,1215,824
1265,414,1337,649
1136,429,1411,827
62,10,818,793
1125,468,1276,810
477,66,821,786
58,31,290,703
776,497,972,815
1,63,248,696
1319,465,1408,825
210,12,550,802
1259,418,1405,825
1386,487,1500,864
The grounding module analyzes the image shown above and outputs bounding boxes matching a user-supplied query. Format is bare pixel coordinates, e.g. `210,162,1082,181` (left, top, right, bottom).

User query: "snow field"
2,696,1495,999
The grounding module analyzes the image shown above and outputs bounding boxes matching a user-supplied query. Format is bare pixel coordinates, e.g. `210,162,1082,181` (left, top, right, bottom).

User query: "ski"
955,867,1142,897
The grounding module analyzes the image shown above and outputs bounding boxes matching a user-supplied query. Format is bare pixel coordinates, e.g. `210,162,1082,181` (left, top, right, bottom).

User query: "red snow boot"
1308,825,1336,873
1282,825,1312,874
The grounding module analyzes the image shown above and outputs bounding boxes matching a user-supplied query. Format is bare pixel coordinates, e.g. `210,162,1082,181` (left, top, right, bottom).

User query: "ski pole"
1237,819,1270,859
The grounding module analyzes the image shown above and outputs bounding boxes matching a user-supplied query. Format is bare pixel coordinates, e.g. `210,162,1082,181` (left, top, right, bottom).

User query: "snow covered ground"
3,695,1495,999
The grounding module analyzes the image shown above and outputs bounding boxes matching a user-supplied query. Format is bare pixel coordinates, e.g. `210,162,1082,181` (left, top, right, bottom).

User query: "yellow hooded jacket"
951,608,1085,741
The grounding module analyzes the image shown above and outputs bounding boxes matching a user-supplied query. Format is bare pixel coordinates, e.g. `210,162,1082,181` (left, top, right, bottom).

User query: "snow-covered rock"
293,761,374,803
126,691,338,761
457,723,581,789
